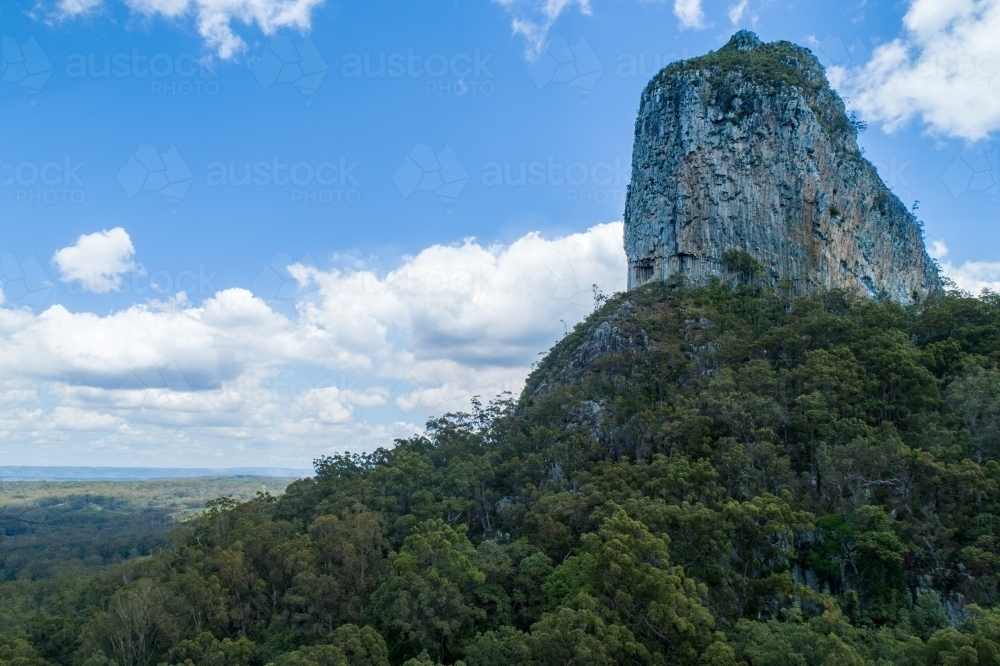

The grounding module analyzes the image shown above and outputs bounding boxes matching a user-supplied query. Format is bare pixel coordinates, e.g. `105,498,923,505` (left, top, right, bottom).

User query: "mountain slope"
10,282,1000,666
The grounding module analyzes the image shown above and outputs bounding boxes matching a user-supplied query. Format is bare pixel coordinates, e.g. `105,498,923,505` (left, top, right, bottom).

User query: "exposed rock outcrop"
624,30,939,303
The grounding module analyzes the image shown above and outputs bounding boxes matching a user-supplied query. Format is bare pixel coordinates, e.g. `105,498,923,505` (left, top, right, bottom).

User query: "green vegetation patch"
655,31,826,98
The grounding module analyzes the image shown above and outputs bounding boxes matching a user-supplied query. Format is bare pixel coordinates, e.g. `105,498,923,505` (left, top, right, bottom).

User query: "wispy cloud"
727,0,748,24
56,0,104,15
54,0,326,59
492,0,592,59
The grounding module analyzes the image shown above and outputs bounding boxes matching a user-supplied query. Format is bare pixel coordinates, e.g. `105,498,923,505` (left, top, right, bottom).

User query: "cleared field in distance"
0,475,301,518
0,476,301,581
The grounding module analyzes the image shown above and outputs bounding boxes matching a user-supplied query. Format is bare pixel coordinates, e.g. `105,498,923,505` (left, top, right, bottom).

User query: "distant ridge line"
0,466,312,481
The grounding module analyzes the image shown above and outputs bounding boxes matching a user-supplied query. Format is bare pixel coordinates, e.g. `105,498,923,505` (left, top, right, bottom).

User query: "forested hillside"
5,281,1000,666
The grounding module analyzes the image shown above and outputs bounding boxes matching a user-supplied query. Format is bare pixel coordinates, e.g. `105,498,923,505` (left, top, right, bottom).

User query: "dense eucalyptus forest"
3,280,1000,666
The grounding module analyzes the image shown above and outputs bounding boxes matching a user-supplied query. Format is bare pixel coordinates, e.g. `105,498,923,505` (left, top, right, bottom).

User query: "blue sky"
1,0,999,467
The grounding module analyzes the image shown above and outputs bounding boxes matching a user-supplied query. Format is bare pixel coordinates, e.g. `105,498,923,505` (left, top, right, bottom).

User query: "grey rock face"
624,31,940,302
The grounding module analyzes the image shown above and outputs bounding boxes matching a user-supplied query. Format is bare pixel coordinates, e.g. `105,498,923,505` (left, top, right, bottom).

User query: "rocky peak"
728,29,762,51
623,32,940,303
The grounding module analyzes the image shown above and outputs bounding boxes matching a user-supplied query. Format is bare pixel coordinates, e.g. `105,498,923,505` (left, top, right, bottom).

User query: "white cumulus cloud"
928,239,1000,294
674,0,706,29
52,227,138,294
55,0,325,59
0,223,627,466
940,259,1000,295
830,0,1000,141
290,386,389,425
492,0,592,59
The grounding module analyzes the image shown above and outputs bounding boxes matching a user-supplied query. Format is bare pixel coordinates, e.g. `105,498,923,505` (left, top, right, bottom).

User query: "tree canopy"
5,281,1000,666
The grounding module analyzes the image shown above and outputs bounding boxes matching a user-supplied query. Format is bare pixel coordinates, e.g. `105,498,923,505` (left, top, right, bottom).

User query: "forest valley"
3,279,1000,666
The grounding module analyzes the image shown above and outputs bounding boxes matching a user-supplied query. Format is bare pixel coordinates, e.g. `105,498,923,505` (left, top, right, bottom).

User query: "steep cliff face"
624,31,939,302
